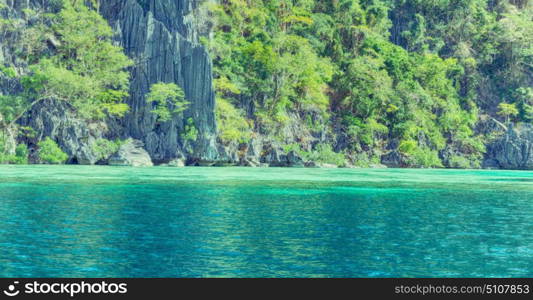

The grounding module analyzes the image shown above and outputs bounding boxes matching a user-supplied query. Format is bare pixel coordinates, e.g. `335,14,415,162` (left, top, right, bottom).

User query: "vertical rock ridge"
101,0,217,163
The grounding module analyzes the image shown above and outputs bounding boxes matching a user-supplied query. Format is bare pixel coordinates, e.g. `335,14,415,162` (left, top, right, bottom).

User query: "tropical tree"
498,102,519,124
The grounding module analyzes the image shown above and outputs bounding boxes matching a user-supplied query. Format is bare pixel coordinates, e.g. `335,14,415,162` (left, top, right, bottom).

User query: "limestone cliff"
100,0,218,164
2,0,532,169
1,0,218,164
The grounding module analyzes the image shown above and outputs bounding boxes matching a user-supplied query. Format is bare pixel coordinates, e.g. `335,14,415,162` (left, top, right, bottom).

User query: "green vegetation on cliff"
0,0,132,163
37,137,68,164
0,0,183,164
0,1,132,123
206,0,531,168
1,0,531,168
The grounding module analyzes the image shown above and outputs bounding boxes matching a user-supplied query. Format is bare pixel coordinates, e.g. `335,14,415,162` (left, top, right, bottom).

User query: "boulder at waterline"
108,139,153,167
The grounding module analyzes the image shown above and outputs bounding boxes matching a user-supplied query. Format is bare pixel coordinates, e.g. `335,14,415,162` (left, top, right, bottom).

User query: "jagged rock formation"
381,150,404,168
21,101,106,165
484,123,533,170
100,0,218,164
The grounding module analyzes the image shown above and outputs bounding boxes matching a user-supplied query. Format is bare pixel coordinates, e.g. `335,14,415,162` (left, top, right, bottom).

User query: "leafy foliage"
91,138,124,162
216,98,253,144
182,118,199,142
283,143,346,167
0,0,132,162
6,1,132,122
146,83,188,122
0,138,28,164
303,144,346,167
205,0,334,139
38,137,68,164
206,0,518,168
498,103,519,124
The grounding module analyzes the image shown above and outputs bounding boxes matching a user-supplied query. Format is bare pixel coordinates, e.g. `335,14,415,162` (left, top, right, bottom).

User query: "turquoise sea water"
0,165,532,278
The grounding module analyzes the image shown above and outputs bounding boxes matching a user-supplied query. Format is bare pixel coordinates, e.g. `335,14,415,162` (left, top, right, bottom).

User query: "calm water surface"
0,166,532,277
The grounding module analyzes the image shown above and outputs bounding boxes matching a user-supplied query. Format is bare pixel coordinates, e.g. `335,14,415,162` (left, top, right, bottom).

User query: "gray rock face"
381,150,405,168
21,101,103,165
260,146,286,167
287,151,305,167
108,139,153,167
260,145,305,167
484,123,533,170
100,0,218,163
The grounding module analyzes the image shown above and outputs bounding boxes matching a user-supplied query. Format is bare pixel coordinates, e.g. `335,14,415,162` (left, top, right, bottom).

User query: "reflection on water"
0,166,532,277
